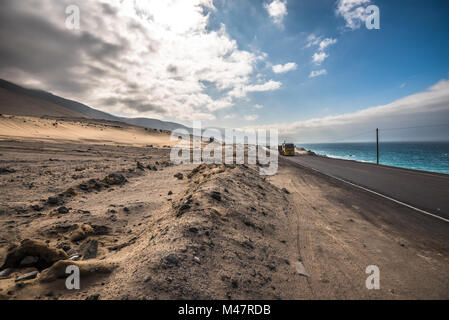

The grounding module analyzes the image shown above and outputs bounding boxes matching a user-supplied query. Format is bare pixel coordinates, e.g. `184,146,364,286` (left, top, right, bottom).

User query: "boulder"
80,240,98,260
1,239,68,271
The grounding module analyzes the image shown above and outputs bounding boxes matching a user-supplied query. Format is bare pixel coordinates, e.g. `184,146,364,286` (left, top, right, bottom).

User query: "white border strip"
292,160,449,224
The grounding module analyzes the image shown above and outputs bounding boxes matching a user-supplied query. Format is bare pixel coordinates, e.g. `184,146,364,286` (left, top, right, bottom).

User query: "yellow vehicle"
279,143,295,156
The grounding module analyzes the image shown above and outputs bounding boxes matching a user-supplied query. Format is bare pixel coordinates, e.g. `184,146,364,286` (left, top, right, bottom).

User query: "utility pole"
376,128,379,165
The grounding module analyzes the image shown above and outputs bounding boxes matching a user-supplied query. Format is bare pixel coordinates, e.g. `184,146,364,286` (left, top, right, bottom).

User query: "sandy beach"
0,115,448,300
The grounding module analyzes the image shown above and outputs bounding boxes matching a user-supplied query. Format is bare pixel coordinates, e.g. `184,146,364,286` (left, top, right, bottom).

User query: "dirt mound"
114,163,296,300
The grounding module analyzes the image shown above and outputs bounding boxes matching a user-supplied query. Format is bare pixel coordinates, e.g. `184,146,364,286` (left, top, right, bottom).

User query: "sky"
0,0,448,142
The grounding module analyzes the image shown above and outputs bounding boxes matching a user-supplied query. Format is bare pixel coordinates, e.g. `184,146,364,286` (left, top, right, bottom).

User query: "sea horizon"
297,141,449,175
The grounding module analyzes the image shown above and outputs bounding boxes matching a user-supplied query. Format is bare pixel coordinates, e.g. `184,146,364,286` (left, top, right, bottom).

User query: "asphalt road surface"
286,155,449,221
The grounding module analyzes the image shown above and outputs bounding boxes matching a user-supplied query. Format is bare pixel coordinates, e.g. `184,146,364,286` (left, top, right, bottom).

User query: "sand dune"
0,115,174,147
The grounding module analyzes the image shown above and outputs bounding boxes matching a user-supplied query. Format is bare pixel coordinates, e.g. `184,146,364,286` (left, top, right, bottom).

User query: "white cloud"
248,78,449,143
0,0,277,122
264,0,288,25
336,0,372,30
312,52,329,65
305,34,320,48
309,69,327,78
306,35,337,71
247,80,282,91
244,114,259,121
319,38,338,51
229,80,282,98
254,104,264,109
272,62,298,74
224,114,237,119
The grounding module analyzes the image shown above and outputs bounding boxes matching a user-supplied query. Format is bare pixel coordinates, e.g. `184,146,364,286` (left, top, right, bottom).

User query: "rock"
103,173,127,186
179,204,191,212
91,225,110,236
57,206,69,214
174,173,184,180
136,161,145,171
0,268,12,279
211,191,222,201
80,240,98,260
86,294,100,300
69,255,80,261
19,256,39,268
1,239,68,270
267,264,276,271
188,227,199,234
31,204,43,212
15,271,39,282
47,196,61,205
282,188,290,194
168,191,173,196
193,256,201,264
143,214,153,219
123,207,130,213
165,254,180,266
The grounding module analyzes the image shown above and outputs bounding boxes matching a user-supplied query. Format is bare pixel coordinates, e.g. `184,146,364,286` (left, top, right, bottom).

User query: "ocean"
298,142,449,175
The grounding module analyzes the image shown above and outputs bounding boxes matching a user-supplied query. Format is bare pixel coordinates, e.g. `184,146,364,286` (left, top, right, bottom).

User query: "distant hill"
0,79,190,132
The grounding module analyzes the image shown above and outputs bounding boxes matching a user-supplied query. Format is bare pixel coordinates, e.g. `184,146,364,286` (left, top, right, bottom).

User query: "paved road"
286,155,449,221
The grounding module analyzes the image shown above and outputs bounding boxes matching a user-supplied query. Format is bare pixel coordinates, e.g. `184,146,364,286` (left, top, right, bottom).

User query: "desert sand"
0,115,448,300
0,114,175,147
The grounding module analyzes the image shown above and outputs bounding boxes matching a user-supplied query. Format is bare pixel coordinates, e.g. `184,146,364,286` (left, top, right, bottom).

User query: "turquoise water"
298,142,449,175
